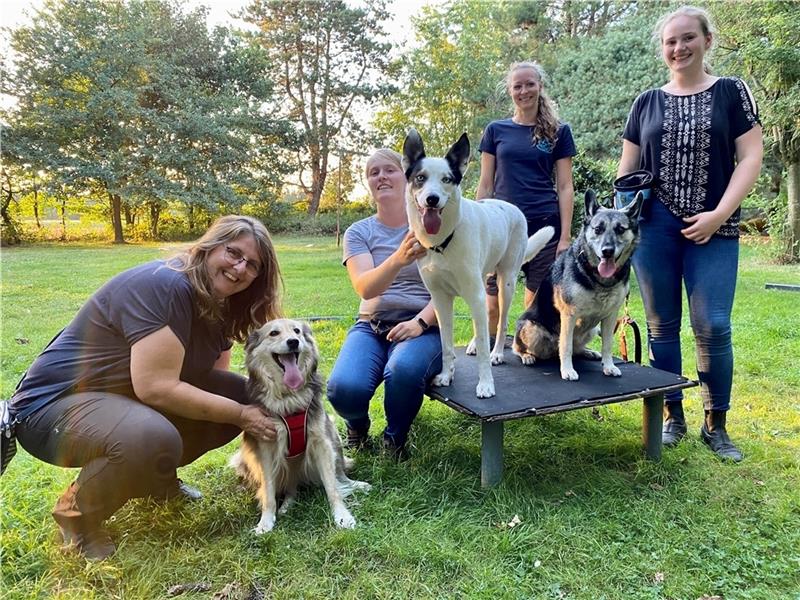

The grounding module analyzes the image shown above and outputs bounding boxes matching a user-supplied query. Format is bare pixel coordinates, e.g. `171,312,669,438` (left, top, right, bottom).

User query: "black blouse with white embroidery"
623,77,760,238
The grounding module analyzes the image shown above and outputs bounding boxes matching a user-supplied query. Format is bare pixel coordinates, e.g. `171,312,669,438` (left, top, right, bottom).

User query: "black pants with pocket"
16,370,248,529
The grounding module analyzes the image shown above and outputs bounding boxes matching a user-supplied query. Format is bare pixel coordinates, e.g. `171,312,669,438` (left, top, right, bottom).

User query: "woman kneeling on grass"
10,216,282,560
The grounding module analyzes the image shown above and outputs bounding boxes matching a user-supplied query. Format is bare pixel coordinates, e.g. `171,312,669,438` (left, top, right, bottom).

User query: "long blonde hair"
171,215,283,342
505,61,560,145
654,6,714,75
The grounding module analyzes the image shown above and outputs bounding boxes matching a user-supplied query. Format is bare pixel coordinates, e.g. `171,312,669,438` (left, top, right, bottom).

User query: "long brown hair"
170,215,283,342
505,61,560,145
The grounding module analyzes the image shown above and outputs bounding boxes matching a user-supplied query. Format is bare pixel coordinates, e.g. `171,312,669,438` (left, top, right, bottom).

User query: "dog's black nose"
426,195,439,207
601,246,615,258
287,338,299,351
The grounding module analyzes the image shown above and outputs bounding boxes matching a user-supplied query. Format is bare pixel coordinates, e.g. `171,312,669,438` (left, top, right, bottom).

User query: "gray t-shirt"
342,216,430,319
11,260,230,420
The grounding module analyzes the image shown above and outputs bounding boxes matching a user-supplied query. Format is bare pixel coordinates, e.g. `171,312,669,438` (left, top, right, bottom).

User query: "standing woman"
618,6,763,461
326,149,442,460
10,216,282,559
477,61,576,324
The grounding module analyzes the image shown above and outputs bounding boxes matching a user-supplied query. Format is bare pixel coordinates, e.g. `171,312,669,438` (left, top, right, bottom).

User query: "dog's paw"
277,495,296,515
334,507,356,529
490,351,505,365
582,348,602,360
432,372,452,387
253,514,276,535
603,364,622,377
561,367,579,381
519,353,536,366
352,480,372,493
476,380,495,398
465,338,477,355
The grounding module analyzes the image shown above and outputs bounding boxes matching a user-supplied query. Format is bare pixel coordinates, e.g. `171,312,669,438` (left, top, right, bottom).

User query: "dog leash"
614,294,642,363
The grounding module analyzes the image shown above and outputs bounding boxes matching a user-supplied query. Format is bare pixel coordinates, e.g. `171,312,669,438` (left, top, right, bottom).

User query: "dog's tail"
524,225,555,263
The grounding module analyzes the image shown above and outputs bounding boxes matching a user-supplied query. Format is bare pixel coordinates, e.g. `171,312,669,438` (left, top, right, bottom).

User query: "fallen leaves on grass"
167,582,211,596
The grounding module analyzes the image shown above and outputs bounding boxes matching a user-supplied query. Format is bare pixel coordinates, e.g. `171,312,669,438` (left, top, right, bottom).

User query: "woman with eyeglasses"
9,215,282,560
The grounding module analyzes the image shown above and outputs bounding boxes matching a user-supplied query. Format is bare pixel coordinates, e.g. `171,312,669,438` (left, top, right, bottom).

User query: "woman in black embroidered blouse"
618,6,762,461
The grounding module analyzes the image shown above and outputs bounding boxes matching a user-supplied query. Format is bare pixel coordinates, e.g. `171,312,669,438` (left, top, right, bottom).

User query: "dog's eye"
615,224,627,234
594,225,605,235
442,176,453,184
269,330,280,337
414,174,426,184
293,328,300,334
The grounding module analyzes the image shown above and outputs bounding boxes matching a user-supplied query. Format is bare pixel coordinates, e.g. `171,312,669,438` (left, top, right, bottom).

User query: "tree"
371,0,527,194
549,5,666,159
712,0,800,261
241,0,395,216
1,0,294,242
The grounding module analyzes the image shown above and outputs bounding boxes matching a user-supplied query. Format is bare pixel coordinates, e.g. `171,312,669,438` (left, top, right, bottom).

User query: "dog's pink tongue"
598,258,617,278
422,208,442,235
278,354,303,390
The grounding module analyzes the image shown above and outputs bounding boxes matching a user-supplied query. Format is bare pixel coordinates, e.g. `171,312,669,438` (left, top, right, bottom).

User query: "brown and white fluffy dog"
230,318,370,534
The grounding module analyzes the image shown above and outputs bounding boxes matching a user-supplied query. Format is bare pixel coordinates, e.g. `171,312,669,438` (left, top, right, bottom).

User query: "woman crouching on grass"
10,215,282,560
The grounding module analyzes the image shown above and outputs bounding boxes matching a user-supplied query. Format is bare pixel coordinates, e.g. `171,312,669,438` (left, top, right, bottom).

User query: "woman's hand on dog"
238,405,277,441
395,231,427,266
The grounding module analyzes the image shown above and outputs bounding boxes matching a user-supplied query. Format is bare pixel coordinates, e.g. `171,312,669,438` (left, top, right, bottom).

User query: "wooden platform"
427,349,696,487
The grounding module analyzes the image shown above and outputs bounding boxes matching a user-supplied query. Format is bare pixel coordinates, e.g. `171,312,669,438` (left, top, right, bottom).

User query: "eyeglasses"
223,245,261,277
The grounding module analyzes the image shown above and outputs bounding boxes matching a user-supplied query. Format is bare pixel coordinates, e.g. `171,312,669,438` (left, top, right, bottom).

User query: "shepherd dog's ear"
584,189,601,219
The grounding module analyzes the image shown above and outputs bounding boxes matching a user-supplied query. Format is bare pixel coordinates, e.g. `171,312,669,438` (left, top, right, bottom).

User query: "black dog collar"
424,231,455,254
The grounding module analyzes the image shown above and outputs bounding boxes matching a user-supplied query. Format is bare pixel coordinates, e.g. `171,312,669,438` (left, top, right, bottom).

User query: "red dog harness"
280,409,308,458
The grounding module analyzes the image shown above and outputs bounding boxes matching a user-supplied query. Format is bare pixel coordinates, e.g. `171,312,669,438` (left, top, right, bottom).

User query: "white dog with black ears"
402,129,554,398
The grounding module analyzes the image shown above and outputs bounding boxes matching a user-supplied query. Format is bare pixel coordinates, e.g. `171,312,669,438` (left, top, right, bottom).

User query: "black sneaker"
59,524,116,561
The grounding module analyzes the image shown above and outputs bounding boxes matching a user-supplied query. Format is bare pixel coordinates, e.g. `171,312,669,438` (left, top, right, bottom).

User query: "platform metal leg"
643,393,664,461
481,420,504,487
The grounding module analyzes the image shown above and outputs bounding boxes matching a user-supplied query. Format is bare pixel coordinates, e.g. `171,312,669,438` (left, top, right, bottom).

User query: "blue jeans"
633,200,739,411
326,320,442,446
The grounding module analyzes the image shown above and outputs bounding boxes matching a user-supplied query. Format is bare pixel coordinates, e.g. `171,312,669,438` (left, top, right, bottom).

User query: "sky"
1,0,434,42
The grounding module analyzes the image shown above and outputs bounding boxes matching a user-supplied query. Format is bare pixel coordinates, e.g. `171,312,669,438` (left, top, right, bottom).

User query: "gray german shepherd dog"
512,189,643,380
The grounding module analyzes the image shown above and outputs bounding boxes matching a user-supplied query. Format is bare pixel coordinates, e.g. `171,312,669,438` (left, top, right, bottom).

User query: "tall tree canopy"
242,0,395,216
1,0,294,242
712,0,800,260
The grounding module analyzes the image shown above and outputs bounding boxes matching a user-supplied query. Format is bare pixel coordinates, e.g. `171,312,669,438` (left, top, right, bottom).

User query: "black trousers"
16,370,248,528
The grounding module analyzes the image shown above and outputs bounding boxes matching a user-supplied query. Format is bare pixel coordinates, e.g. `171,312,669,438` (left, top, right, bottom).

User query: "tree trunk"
0,176,21,246
124,204,134,226
32,177,41,228
187,204,196,233
149,203,161,239
108,191,125,244
786,159,800,262
59,196,67,242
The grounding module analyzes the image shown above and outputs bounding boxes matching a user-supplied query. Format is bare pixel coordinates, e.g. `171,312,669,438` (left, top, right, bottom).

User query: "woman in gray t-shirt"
326,148,442,460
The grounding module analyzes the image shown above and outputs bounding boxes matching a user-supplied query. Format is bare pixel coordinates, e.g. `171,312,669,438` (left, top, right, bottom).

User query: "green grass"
2,236,799,600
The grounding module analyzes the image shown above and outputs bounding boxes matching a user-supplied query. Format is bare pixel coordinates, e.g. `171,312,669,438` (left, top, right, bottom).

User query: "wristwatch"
416,317,430,331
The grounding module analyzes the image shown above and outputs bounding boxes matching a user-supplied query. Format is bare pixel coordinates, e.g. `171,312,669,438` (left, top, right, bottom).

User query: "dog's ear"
584,189,601,218
444,132,470,183
402,129,425,175
622,190,645,221
245,328,261,352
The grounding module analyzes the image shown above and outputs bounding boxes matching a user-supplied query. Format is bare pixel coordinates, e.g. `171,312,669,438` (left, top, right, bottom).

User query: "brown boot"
53,482,116,561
